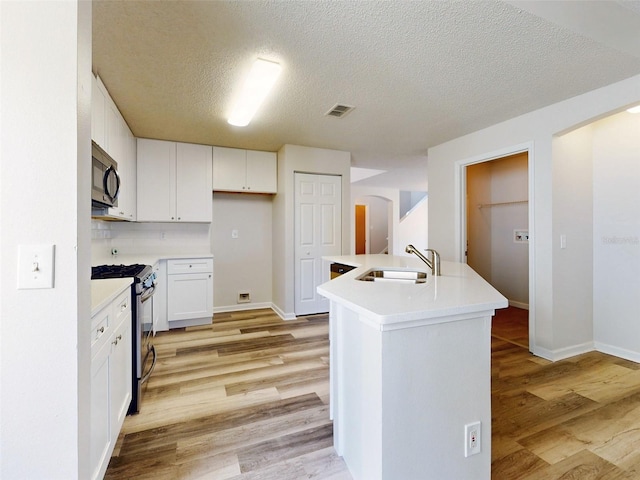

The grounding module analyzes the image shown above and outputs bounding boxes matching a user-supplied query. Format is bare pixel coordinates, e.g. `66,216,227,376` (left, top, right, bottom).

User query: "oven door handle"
140,345,157,385
140,285,156,303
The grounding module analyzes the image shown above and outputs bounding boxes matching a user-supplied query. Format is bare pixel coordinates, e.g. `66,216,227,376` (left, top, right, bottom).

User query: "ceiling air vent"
325,104,355,118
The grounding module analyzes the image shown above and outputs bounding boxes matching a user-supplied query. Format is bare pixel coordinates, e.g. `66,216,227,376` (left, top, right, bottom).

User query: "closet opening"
465,152,530,348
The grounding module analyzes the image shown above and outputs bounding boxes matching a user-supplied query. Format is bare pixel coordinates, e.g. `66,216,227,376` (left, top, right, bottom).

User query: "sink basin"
356,268,428,284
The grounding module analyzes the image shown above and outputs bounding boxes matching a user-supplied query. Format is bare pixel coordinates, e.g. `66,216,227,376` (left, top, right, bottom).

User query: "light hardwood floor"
105,307,640,479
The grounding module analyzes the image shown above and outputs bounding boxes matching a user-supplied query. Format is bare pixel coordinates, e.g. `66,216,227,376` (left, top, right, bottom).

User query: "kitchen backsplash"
91,219,211,258
91,220,112,242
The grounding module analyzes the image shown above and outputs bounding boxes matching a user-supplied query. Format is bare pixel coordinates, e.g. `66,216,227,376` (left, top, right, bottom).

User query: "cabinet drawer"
91,306,111,354
167,258,213,274
114,289,131,327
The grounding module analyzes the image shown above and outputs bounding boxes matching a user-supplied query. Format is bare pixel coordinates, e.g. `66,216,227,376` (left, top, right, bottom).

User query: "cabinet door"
176,142,212,222
105,100,121,161
137,138,177,221
212,146,246,192
110,313,132,435
125,127,137,221
167,272,213,322
246,150,277,193
108,120,137,220
91,75,106,149
90,340,111,480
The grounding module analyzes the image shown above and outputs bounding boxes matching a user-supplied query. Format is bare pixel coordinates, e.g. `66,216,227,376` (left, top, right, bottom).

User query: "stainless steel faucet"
405,244,441,276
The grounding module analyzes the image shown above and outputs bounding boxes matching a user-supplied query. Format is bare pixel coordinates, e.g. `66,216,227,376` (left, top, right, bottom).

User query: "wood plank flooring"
492,307,640,479
104,307,640,479
105,309,351,480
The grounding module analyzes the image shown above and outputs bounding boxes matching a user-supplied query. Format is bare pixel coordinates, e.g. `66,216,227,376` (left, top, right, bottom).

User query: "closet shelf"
478,200,528,209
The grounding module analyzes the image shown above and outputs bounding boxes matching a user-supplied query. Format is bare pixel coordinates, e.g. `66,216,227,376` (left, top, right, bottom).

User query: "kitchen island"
318,254,508,480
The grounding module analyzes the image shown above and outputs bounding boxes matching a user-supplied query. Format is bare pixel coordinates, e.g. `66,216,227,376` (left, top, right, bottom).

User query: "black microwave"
91,141,120,208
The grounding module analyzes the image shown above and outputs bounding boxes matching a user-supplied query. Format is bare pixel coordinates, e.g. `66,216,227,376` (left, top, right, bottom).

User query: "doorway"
354,195,391,255
355,204,367,254
465,152,530,346
294,172,342,315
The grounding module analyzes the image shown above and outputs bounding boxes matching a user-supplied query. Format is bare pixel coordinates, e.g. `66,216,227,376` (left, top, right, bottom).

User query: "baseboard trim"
594,342,640,364
168,317,212,329
508,300,529,310
213,302,299,321
532,342,594,362
213,302,272,314
270,303,297,321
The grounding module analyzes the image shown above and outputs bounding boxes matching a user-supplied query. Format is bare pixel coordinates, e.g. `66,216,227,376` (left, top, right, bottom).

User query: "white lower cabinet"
90,339,111,480
167,258,213,328
110,314,132,433
90,287,132,480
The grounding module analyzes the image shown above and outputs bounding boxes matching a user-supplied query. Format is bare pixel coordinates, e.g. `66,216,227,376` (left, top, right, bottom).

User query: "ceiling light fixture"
626,104,640,114
227,58,282,127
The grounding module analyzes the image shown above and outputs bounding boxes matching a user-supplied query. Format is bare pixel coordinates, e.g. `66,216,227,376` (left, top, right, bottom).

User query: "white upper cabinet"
137,138,212,223
92,74,137,221
213,147,246,191
137,139,175,222
176,142,213,221
107,120,137,221
213,146,277,194
91,75,106,149
246,150,278,193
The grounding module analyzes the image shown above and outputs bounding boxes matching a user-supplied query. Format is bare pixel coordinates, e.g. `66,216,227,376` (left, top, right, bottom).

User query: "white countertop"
92,252,213,268
91,278,133,316
318,254,508,328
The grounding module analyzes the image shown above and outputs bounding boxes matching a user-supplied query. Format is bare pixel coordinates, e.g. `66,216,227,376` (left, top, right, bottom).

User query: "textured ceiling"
92,0,640,190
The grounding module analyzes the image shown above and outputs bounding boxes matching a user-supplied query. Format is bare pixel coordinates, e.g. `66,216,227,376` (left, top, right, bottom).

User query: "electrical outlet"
464,421,481,457
514,229,529,243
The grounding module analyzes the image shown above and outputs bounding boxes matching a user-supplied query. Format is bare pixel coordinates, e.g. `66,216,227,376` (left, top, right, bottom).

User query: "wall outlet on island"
464,421,481,457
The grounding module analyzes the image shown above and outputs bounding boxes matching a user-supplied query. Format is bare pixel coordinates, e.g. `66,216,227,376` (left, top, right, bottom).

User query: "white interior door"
295,173,342,315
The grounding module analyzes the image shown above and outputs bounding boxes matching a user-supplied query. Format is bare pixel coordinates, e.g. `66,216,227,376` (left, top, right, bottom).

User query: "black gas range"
91,263,157,414
92,263,151,282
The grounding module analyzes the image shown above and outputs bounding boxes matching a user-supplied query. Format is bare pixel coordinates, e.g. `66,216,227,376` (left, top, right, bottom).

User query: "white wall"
428,73,640,360
0,1,92,478
211,193,273,310
367,196,389,254
553,126,594,353
273,145,351,319
490,154,529,306
592,112,640,360
351,186,400,255
397,196,428,255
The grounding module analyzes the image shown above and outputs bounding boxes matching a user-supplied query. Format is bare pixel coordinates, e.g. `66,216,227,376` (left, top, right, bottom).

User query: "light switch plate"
17,244,55,289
